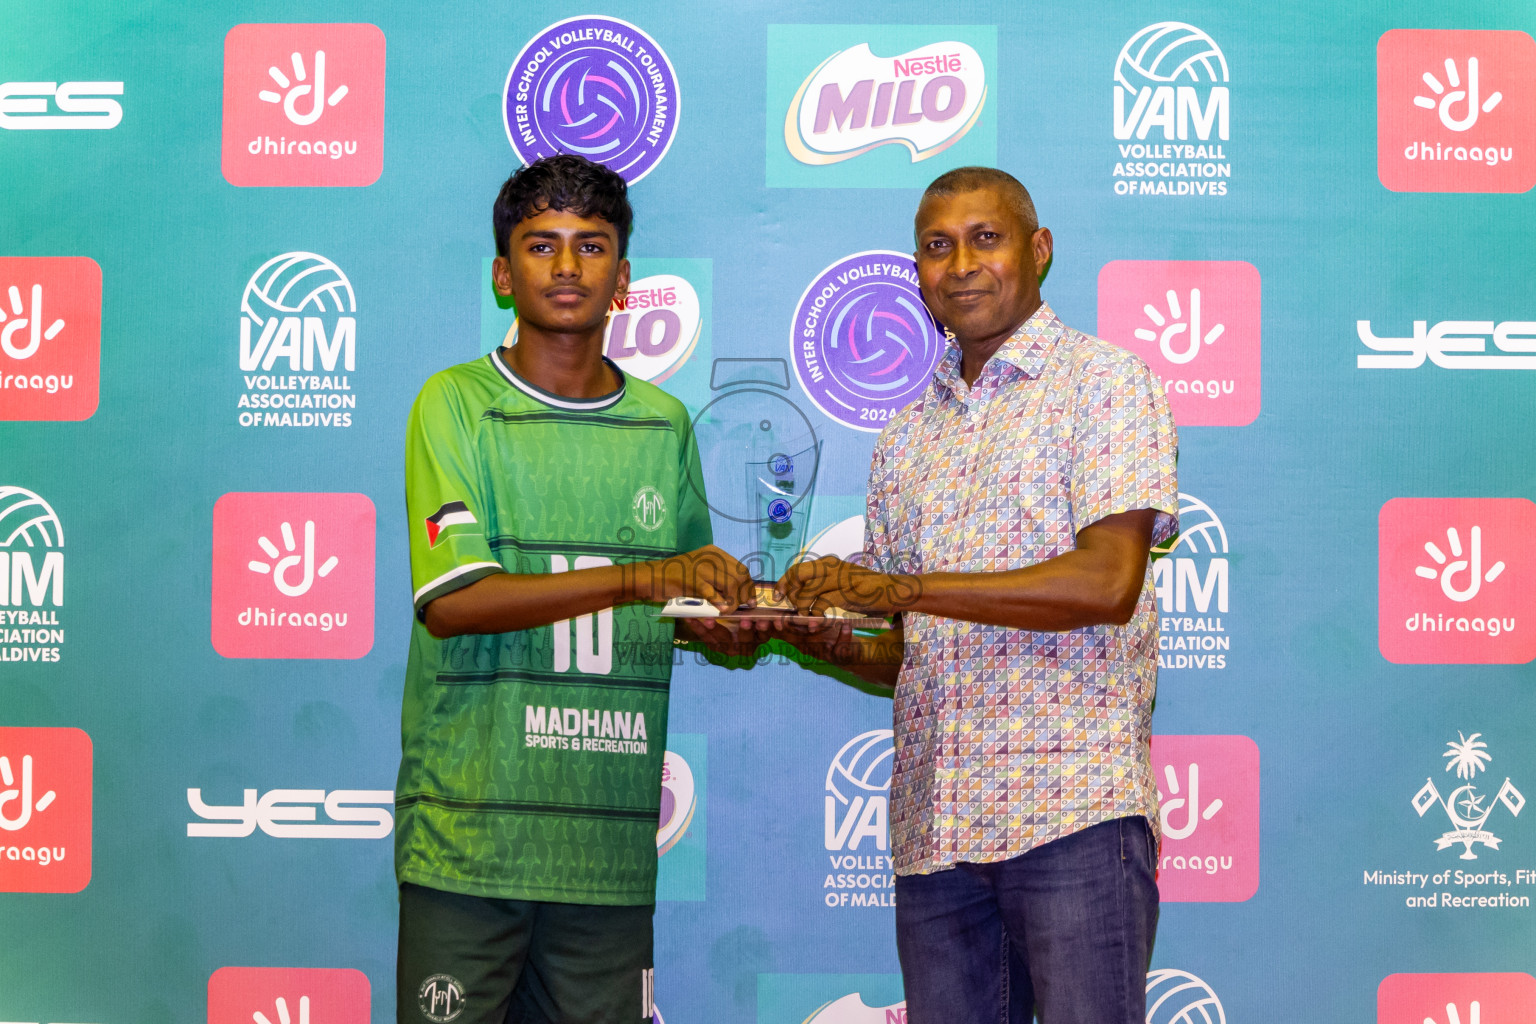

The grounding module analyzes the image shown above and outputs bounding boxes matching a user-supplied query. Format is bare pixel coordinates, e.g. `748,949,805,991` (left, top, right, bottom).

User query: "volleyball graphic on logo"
0,486,63,548
241,252,356,324
1146,969,1226,1024
1115,22,1229,88
1153,493,1227,557
657,749,696,856
826,729,895,806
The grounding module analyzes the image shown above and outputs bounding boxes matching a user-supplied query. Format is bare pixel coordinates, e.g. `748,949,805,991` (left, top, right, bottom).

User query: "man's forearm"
908,545,1144,632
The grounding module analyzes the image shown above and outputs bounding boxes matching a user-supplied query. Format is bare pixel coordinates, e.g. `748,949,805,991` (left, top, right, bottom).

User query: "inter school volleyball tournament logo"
208,967,371,1024
1152,735,1260,902
0,258,101,421
1412,732,1525,861
783,39,987,165
503,17,679,184
237,252,359,429
790,252,942,433
210,492,375,660
1146,970,1225,1024
1152,493,1232,671
1378,498,1536,664
1097,260,1260,426
0,486,66,665
1112,22,1232,197
222,23,386,187
1378,30,1536,193
0,727,91,894
1379,973,1536,1024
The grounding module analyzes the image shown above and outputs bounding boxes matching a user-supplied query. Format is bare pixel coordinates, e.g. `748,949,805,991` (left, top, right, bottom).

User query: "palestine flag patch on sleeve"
425,501,477,547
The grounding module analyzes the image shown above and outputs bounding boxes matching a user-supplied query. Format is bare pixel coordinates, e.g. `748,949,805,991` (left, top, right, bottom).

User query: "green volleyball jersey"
397,348,712,904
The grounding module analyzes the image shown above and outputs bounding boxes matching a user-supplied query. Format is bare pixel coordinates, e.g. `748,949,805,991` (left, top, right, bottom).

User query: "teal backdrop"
3,2,1536,1022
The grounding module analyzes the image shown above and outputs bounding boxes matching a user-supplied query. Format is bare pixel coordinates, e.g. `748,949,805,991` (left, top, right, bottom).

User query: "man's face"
492,206,630,336
913,187,1052,345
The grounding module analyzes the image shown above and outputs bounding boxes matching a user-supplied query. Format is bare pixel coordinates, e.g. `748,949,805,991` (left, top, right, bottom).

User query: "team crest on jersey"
632,486,667,532
417,973,465,1022
425,501,477,547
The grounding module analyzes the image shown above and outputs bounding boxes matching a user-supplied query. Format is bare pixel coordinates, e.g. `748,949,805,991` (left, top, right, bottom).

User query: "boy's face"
492,206,629,337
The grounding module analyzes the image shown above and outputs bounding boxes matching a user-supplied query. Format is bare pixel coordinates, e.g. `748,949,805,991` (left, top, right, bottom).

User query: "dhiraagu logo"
656,733,706,901
767,25,996,187
758,974,906,1024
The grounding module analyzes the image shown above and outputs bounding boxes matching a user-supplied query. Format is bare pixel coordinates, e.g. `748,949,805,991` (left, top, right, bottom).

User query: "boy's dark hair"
492,154,633,259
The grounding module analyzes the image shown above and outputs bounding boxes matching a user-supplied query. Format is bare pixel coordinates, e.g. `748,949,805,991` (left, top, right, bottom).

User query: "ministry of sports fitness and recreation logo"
767,26,996,188
1378,497,1536,664
1097,260,1260,426
1356,317,1536,370
0,486,67,665
1151,493,1232,671
1379,973,1536,1024
1147,970,1226,1024
210,492,375,660
1412,732,1525,861
0,257,101,421
0,727,91,894
1377,29,1536,193
819,729,895,909
1111,22,1232,197
222,23,387,187
790,251,942,433
0,78,122,130
503,16,679,184
237,252,360,429
1152,735,1260,902
208,967,371,1024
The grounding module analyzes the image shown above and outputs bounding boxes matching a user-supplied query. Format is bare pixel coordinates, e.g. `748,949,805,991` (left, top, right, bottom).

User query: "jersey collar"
490,347,627,411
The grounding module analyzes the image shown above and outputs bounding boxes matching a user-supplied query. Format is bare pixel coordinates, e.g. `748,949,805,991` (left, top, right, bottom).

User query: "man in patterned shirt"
776,167,1179,1024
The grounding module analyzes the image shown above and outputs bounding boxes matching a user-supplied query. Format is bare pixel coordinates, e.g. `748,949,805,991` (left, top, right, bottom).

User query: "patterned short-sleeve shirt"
867,302,1179,876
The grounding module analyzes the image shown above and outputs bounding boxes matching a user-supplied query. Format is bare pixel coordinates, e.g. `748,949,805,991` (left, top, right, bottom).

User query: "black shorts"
397,883,655,1024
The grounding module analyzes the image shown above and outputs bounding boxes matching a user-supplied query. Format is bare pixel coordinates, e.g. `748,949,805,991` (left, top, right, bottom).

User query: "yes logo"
0,258,101,421
0,80,122,130
211,492,375,659
1378,30,1536,193
222,24,386,187
1151,735,1260,902
1378,498,1536,664
1378,973,1536,1024
0,727,91,893
1097,260,1260,426
208,967,370,1024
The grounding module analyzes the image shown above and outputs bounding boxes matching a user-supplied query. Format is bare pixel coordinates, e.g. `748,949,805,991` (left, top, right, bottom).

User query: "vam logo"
237,252,359,429
822,729,895,909
504,16,679,184
767,27,996,188
0,80,121,130
1411,732,1524,861
1357,318,1536,370
790,251,943,433
0,727,91,893
1152,735,1260,902
222,23,386,187
1097,260,1260,425
0,486,66,664
784,41,986,165
1146,969,1225,1024
1111,22,1231,196
1379,973,1536,1024
1151,493,1231,670
208,967,370,1024
1378,498,1536,664
0,258,101,421
187,787,393,839
1378,30,1536,193
211,492,375,659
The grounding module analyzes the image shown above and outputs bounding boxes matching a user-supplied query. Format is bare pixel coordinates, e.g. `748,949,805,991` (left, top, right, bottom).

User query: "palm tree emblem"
1413,732,1525,860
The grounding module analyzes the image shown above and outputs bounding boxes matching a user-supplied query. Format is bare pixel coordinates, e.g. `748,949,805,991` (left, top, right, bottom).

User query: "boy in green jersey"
397,154,752,1024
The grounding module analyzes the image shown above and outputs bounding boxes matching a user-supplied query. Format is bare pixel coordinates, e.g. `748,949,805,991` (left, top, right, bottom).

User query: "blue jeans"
894,816,1158,1024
